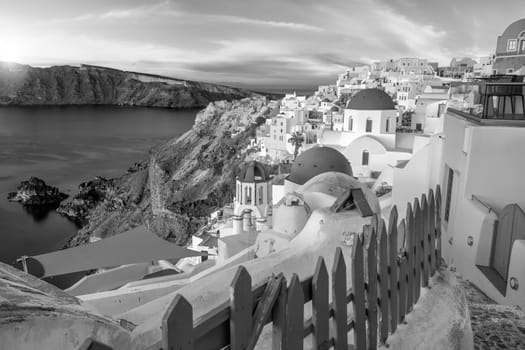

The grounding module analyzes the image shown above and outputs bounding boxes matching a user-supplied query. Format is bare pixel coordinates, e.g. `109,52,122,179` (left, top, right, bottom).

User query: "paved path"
461,280,525,349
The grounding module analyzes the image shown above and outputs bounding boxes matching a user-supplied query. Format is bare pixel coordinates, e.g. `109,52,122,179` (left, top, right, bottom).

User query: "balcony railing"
450,77,525,121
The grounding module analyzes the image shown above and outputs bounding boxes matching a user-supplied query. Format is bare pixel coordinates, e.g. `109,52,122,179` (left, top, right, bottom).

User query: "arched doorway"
492,204,525,280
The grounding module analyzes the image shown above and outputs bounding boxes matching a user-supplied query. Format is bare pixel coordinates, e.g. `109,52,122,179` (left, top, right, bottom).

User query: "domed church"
319,88,411,178
234,161,271,218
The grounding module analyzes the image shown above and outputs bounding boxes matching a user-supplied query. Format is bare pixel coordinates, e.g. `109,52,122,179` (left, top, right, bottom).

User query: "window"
521,40,525,51
507,39,517,52
258,186,264,204
506,68,515,74
245,186,251,204
365,118,372,132
349,118,353,131
362,150,369,166
444,168,454,222
386,119,390,132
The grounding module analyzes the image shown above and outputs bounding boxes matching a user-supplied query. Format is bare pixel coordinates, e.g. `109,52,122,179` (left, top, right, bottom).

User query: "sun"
0,42,21,63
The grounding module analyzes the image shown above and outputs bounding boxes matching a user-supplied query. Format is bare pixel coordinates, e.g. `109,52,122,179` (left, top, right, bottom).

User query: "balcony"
448,76,525,124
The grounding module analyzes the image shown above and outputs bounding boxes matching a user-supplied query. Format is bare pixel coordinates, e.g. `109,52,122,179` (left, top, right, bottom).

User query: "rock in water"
57,176,119,225
7,177,68,205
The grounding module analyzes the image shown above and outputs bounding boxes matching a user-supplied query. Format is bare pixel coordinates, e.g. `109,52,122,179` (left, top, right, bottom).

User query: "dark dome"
501,18,525,37
239,161,268,182
287,147,353,185
347,88,395,110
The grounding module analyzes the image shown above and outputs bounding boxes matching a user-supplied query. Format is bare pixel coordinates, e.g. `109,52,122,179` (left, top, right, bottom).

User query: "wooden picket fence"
82,186,443,350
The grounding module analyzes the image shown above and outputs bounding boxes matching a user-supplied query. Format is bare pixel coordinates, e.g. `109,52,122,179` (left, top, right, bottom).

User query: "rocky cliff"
64,97,279,247
0,62,273,108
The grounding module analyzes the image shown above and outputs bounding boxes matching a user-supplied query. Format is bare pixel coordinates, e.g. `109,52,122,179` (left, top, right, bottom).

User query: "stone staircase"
461,280,525,349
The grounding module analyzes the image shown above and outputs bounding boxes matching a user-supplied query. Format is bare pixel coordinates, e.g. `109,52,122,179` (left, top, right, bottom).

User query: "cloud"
202,14,326,32
66,1,174,22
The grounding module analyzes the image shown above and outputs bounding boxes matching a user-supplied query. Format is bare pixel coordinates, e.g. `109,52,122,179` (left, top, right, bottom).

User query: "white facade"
390,107,525,309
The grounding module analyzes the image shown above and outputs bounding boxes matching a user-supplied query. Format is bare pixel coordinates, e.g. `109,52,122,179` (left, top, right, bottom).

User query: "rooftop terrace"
448,76,525,125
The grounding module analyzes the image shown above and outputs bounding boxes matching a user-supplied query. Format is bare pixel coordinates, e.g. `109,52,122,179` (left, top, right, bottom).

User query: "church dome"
287,147,353,185
347,88,395,110
238,161,268,182
501,18,525,38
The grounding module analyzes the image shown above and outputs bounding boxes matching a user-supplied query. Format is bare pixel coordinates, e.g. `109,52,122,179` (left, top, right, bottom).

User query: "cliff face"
65,97,279,247
0,62,271,108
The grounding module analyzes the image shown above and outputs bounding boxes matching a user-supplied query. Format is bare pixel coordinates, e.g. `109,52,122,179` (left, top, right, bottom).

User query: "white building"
281,92,306,110
396,81,419,112
336,66,371,96
319,89,411,178
412,83,450,133
390,80,525,309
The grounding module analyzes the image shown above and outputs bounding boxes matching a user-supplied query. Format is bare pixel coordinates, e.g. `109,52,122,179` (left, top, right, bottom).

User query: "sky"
0,0,524,91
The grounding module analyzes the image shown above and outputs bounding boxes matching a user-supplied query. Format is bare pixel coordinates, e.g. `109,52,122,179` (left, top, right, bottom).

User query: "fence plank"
421,194,430,287
397,220,407,317
413,198,422,303
79,338,113,350
388,207,398,334
367,228,378,350
378,226,389,344
435,185,442,268
397,256,407,323
428,189,436,275
230,266,252,350
162,294,193,350
286,274,304,350
332,247,348,350
248,274,285,350
352,233,367,350
405,203,415,312
312,257,330,350
272,276,288,350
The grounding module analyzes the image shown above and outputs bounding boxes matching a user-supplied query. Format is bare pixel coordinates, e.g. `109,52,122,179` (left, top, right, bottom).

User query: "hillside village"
3,17,525,350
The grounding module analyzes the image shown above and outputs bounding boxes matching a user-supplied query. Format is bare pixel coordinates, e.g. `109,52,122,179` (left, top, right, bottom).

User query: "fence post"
352,233,367,350
405,203,415,312
312,257,329,350
230,266,252,350
332,247,348,350
367,228,378,350
413,198,422,303
162,294,194,350
378,226,389,345
388,206,398,334
286,274,304,350
428,189,436,274
435,185,443,268
272,276,288,350
421,194,430,287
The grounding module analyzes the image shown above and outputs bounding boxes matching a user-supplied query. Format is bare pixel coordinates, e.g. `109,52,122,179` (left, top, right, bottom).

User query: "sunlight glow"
0,41,20,63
